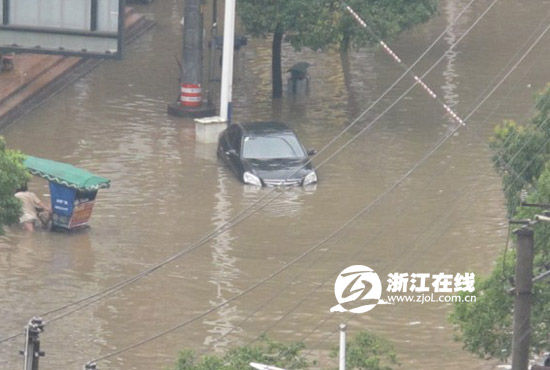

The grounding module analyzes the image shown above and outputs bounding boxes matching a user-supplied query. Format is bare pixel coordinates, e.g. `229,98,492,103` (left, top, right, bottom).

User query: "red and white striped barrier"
180,83,202,107
344,4,465,126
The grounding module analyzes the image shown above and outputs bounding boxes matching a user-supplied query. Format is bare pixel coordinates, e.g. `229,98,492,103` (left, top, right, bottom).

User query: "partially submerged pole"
193,0,235,142
168,0,215,118
194,0,236,142
219,0,236,123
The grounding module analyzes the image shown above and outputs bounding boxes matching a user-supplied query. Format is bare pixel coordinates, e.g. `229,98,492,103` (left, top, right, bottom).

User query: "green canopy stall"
24,156,110,230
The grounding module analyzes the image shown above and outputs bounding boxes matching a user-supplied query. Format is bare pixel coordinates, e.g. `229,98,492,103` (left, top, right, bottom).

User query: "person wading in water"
14,183,51,231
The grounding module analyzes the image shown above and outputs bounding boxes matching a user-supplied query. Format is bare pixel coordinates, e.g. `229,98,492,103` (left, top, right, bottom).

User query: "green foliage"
237,0,438,51
451,84,550,360
327,0,438,51
331,331,398,370
449,253,514,360
489,120,548,215
489,85,550,215
173,331,397,370
0,136,29,234
237,0,438,96
173,337,309,370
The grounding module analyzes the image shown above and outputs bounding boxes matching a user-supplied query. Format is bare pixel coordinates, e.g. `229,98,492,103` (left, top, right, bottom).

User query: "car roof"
238,121,294,136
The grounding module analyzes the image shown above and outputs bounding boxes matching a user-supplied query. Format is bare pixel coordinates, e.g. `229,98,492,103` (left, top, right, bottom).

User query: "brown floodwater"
2,0,550,368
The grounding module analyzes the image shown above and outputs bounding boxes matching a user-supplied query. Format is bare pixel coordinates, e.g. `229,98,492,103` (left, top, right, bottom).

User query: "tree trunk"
272,23,284,98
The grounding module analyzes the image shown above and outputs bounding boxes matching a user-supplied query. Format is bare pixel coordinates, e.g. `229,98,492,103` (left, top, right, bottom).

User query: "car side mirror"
307,149,317,156
226,149,238,157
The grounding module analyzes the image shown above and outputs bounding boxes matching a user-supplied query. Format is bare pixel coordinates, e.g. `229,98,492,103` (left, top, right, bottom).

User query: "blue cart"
24,156,110,230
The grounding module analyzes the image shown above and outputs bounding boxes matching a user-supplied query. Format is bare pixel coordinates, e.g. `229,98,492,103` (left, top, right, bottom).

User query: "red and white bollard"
180,83,202,107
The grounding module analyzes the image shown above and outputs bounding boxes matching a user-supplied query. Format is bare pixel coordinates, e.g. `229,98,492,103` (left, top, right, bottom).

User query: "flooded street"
2,0,550,368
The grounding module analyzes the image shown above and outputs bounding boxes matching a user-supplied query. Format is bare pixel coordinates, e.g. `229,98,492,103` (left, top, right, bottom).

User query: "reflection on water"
203,167,242,351
242,185,315,218
441,0,462,116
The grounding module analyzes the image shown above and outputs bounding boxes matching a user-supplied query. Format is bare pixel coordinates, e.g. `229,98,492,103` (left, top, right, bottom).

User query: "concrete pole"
511,227,534,370
219,0,236,123
339,324,346,370
182,0,201,90
168,0,214,117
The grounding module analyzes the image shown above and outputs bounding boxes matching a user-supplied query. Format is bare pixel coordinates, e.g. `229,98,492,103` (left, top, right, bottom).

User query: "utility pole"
168,0,215,118
21,317,45,370
508,209,550,369
219,0,236,123
339,323,346,370
511,227,534,370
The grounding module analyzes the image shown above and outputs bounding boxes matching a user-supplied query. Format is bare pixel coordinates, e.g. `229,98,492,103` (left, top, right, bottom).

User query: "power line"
6,8,532,370
0,0,487,346
84,107,472,363
268,2,550,355
477,39,550,197
202,62,542,346
301,18,550,355
85,185,402,364
84,14,550,363
299,180,492,354
1,4,544,370
86,128,491,363
476,19,550,194
210,44,542,343
246,180,479,347
0,1,506,364
313,0,500,171
294,34,544,368
344,2,465,126
201,173,475,352
251,28,550,337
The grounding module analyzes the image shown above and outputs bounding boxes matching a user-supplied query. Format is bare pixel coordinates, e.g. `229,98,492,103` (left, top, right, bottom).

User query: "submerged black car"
217,121,318,186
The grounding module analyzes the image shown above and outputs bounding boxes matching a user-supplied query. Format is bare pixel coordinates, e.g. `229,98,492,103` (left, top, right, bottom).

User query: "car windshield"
241,134,306,159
